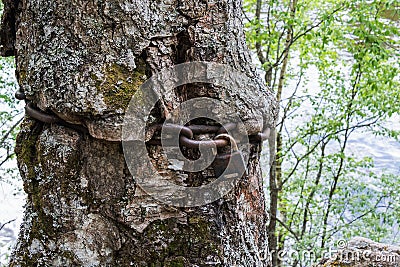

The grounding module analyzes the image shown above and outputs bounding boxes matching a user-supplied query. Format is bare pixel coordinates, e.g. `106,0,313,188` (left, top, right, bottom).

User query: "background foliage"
0,2,24,265
0,45,22,267
0,57,21,182
0,0,21,183
244,0,400,266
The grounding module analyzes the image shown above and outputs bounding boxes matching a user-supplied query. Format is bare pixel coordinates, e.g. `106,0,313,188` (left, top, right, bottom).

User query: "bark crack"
0,0,21,56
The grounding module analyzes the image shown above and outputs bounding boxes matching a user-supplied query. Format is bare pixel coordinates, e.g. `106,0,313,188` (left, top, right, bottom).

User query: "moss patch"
94,59,147,110
116,216,222,265
141,217,221,265
380,9,399,21
163,256,187,267
15,120,43,189
13,121,57,264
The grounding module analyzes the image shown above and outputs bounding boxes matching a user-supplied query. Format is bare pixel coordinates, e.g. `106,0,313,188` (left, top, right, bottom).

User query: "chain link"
16,90,270,148
18,92,89,134
146,122,270,149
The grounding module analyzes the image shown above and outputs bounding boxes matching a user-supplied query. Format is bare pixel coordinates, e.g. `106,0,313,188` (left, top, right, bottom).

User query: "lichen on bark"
94,61,147,111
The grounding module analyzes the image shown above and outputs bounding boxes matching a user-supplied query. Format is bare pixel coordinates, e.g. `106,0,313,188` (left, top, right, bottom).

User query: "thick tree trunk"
2,0,277,266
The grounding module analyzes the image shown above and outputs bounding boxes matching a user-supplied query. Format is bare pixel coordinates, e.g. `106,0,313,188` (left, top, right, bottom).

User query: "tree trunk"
2,0,277,266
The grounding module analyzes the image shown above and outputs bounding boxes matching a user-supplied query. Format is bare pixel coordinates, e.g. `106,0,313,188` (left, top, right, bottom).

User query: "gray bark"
1,0,277,266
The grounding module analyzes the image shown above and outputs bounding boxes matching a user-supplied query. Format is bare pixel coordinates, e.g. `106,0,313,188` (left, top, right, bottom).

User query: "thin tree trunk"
268,1,296,265
1,0,277,266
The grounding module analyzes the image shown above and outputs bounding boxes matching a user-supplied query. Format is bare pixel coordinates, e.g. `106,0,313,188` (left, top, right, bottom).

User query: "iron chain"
15,90,270,149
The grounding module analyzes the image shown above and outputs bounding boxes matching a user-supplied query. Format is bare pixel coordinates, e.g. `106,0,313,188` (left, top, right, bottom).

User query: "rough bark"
2,0,277,266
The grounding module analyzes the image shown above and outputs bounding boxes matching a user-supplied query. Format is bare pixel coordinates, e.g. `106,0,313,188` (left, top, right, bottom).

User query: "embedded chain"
147,121,270,148
15,90,270,148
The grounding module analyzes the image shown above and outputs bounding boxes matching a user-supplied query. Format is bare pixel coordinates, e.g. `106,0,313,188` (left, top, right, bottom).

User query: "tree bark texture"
2,0,277,266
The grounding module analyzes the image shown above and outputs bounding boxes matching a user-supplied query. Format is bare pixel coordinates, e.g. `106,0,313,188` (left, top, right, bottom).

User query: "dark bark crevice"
0,0,21,56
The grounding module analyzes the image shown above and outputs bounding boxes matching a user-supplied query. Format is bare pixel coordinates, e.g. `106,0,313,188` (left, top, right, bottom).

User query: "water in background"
260,57,400,251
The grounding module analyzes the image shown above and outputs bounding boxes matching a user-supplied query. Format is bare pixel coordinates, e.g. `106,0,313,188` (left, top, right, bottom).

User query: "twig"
0,116,23,145
0,219,16,232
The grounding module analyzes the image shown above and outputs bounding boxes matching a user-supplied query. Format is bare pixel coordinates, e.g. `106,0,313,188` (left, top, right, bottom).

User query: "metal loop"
25,102,61,124
217,122,237,134
25,102,89,134
214,133,239,151
148,123,193,139
179,135,228,149
146,123,271,146
164,123,193,139
188,125,220,134
249,127,271,142
15,91,26,100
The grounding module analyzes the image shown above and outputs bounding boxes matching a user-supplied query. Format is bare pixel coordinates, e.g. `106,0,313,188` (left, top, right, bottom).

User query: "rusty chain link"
16,90,270,148
146,122,270,149
17,91,89,134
